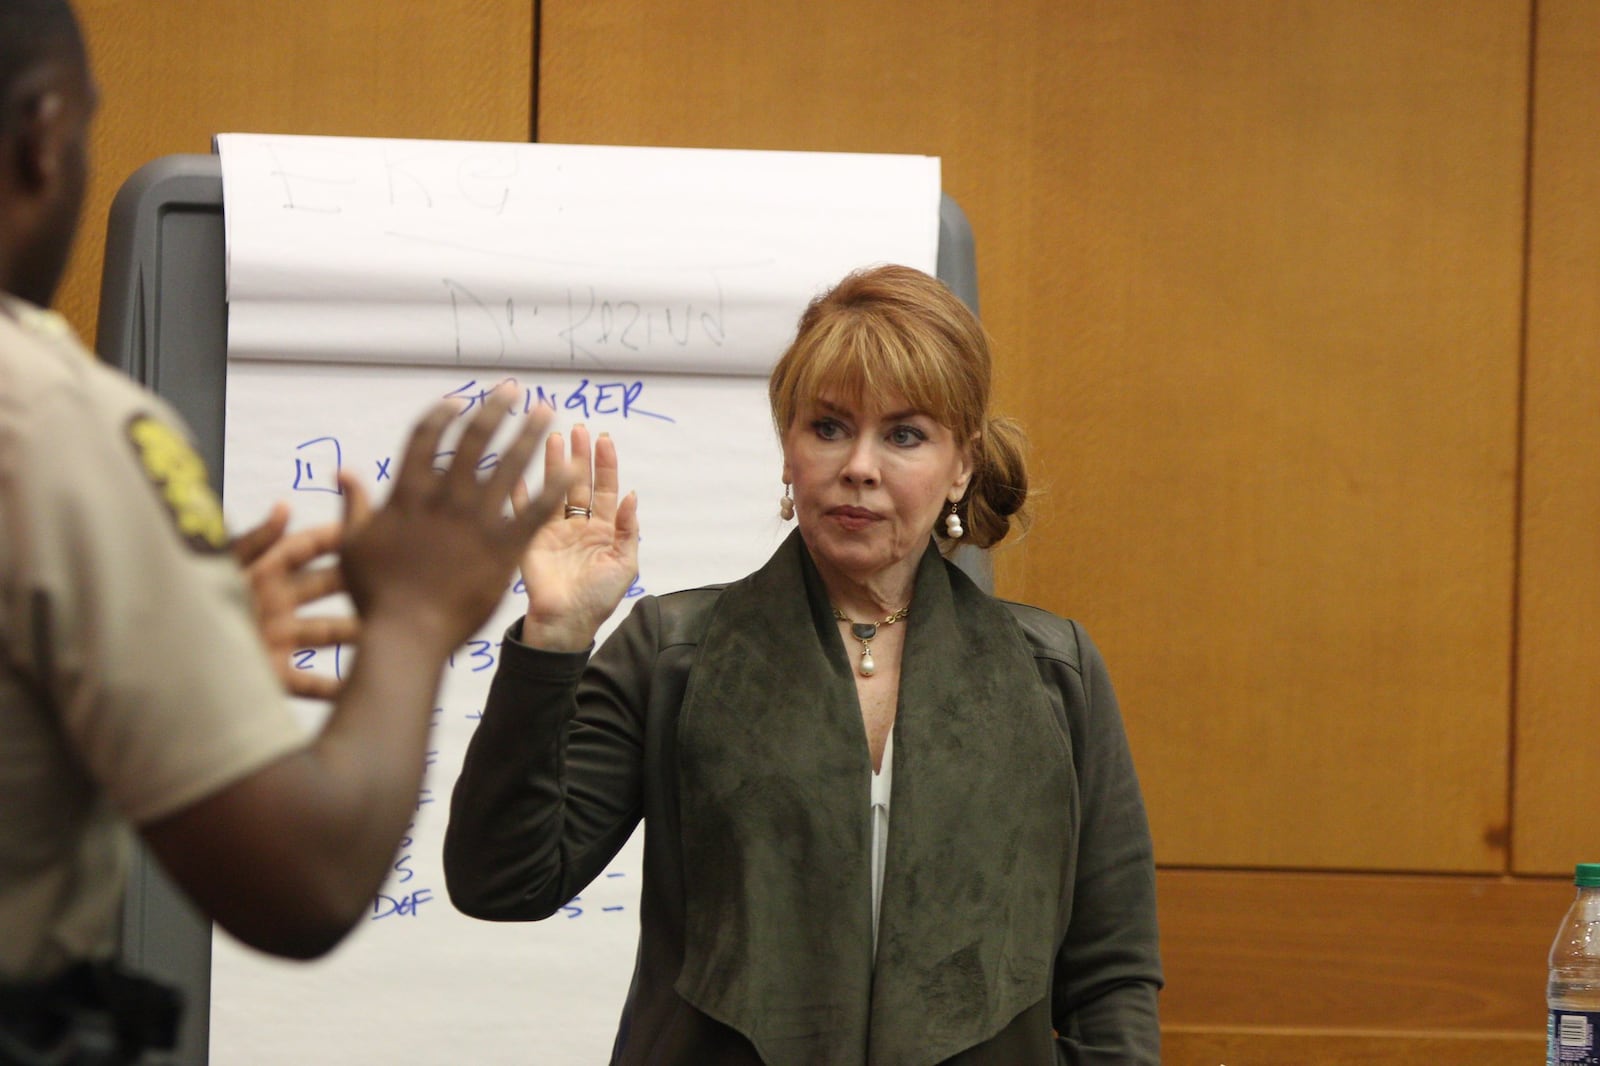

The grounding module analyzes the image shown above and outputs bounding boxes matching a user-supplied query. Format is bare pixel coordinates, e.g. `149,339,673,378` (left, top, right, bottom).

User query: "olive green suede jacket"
444,532,1161,1065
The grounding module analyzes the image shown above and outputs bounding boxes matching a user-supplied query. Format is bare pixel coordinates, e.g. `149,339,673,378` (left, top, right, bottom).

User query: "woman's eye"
811,418,844,440
888,425,926,446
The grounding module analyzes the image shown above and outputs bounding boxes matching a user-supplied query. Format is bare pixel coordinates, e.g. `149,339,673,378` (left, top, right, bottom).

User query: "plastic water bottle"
1548,863,1600,1065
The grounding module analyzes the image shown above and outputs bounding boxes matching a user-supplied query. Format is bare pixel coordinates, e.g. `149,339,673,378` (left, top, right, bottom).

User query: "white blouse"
870,728,894,958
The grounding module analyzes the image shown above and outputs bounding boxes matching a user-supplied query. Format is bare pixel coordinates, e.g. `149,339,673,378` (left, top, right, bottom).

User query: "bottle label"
1550,1010,1600,1065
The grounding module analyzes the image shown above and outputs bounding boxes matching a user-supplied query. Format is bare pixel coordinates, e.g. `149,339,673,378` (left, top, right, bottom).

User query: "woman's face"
783,390,972,589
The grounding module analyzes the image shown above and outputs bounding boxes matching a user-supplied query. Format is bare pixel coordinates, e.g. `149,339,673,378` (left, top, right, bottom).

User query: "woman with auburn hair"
445,264,1162,1065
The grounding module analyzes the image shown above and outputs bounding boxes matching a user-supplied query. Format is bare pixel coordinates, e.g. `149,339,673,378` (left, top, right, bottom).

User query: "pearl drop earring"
779,484,795,521
945,501,964,539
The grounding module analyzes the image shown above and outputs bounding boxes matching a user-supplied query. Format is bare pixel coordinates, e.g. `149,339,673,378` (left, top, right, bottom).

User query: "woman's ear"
951,430,979,498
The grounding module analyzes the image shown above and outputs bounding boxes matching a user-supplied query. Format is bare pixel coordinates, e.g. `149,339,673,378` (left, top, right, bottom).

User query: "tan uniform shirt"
0,296,307,981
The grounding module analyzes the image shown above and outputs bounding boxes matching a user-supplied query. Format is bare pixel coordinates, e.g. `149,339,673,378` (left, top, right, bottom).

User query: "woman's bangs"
798,319,958,426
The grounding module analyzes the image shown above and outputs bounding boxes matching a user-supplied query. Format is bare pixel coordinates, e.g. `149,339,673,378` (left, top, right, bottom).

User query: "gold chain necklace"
831,605,909,678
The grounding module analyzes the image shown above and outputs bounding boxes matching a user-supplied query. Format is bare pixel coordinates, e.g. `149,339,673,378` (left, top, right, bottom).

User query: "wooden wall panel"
1515,0,1600,876
59,1,535,349
1158,869,1567,1034
539,1,1528,872
995,3,1529,874
1164,1029,1542,1065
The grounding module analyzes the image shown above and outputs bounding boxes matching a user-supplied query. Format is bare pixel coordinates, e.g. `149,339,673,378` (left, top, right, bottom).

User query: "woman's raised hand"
512,423,640,652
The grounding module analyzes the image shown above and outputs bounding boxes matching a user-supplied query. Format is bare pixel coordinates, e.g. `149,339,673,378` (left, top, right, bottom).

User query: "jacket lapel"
675,531,876,1064
869,548,1077,1065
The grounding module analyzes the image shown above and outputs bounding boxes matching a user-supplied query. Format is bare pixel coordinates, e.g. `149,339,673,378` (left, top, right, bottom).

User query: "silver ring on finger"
564,504,592,520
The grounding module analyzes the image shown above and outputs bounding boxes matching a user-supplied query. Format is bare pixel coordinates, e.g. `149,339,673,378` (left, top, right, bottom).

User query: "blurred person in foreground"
446,263,1162,1065
0,2,572,1061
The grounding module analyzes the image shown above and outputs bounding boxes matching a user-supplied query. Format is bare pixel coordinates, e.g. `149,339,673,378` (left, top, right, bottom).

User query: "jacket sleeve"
1047,620,1163,1065
442,597,660,920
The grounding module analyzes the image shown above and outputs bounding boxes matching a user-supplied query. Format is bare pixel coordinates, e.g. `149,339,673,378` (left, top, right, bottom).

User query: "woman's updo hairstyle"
767,264,1028,549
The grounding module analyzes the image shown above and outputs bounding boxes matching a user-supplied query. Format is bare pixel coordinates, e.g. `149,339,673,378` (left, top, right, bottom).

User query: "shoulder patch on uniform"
125,414,227,552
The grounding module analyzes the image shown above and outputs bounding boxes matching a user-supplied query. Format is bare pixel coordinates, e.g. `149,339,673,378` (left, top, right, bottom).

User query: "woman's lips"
827,506,880,532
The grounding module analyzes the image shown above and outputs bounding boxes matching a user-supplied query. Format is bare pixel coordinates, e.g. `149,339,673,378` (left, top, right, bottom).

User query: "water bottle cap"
1576,863,1600,887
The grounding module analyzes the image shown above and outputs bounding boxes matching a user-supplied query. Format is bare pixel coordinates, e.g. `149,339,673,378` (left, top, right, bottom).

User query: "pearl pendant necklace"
831,604,910,677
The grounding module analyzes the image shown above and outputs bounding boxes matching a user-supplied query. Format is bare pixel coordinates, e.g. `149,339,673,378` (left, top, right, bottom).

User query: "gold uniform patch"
126,415,228,552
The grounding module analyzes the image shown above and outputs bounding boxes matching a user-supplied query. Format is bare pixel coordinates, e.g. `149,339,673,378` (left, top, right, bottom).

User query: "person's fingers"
522,400,556,441
285,561,346,608
566,423,594,511
484,403,554,515
613,490,641,560
510,476,531,517
322,616,361,646
338,470,373,532
516,455,580,540
387,400,456,508
543,432,567,506
230,502,290,567
443,387,515,504
257,520,342,577
590,432,620,523
281,614,360,648
281,672,344,701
